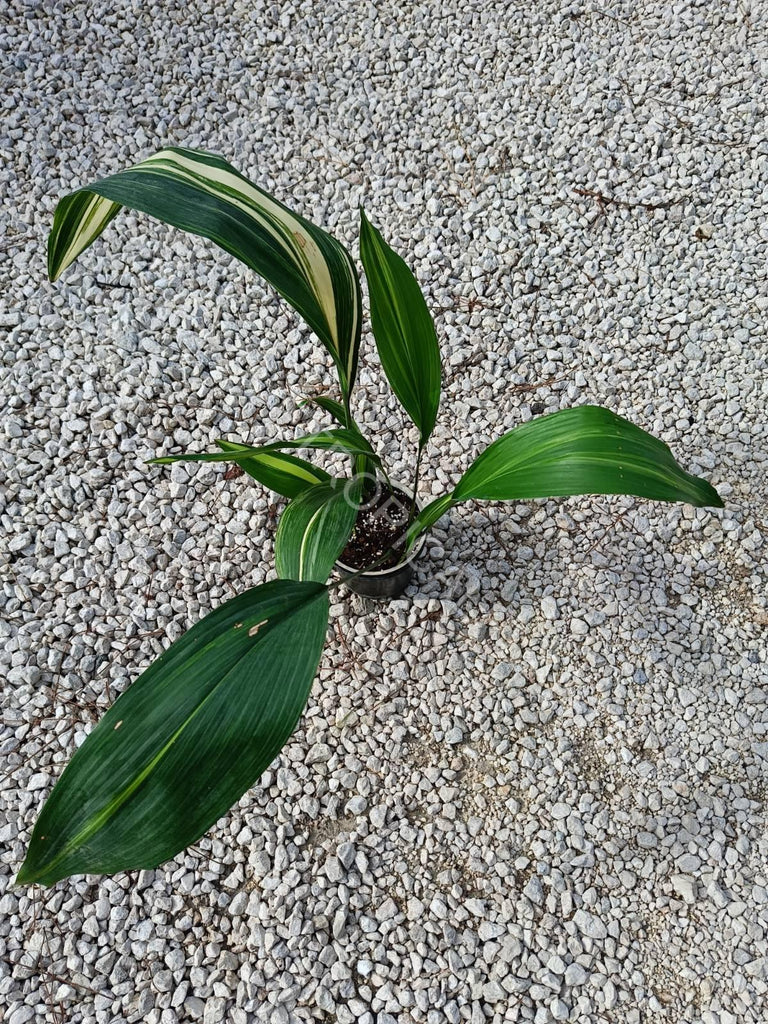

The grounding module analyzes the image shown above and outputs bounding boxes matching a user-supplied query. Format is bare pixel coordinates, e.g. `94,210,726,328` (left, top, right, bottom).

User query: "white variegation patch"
50,193,120,281
139,150,342,356
48,146,361,392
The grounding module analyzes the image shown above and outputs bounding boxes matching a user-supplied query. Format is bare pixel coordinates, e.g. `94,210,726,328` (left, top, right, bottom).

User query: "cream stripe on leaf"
275,477,363,584
48,147,362,397
214,440,331,499
149,428,381,471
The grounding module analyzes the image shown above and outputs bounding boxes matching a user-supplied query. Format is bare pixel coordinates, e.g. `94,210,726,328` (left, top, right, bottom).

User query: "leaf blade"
454,406,723,507
215,441,331,498
17,581,329,886
150,428,381,469
275,478,362,583
49,147,362,394
359,209,441,444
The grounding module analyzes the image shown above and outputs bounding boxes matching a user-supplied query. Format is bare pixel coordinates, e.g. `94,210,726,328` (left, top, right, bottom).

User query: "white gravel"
2,2,767,1023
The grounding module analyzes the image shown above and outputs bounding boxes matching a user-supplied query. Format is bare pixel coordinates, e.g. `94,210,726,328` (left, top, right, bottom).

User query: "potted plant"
17,147,722,886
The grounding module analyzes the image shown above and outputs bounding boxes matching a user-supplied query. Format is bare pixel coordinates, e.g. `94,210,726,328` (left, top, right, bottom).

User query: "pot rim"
334,480,426,579
335,529,426,578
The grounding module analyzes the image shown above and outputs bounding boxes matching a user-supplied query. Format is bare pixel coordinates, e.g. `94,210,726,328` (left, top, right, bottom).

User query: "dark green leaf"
454,406,723,507
17,581,329,886
275,477,362,583
359,209,441,444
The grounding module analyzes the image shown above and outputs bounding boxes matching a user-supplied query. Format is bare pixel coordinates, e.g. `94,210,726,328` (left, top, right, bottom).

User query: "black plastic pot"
335,484,425,599
335,532,426,599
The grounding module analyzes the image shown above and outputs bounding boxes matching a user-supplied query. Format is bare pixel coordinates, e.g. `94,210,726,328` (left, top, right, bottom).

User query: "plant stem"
409,443,423,523
343,391,358,478
378,461,394,490
342,389,353,430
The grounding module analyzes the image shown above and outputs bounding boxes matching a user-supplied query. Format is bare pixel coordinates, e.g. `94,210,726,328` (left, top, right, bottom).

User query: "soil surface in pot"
340,482,413,571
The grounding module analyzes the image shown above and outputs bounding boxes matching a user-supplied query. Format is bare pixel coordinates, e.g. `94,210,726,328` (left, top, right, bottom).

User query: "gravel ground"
2,2,767,1022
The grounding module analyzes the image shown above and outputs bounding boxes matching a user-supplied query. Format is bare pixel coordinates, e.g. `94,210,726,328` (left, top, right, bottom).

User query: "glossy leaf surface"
48,147,362,394
18,581,329,886
404,406,722,549
150,428,381,470
275,478,362,583
454,406,723,507
359,209,441,444
215,440,330,499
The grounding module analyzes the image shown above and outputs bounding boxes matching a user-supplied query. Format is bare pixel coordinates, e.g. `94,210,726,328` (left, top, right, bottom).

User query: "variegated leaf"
215,440,331,499
149,428,381,470
48,147,362,395
275,478,363,583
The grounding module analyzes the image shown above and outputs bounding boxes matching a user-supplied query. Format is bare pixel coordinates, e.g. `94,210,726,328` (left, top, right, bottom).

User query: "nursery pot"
335,482,425,599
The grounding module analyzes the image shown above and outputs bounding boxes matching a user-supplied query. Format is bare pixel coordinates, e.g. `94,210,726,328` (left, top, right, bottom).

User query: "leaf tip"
15,856,41,887
706,486,725,509
47,238,60,282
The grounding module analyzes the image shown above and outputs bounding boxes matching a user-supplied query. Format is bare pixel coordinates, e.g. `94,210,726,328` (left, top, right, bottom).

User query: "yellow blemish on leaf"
114,720,123,730
248,619,269,637
234,622,244,629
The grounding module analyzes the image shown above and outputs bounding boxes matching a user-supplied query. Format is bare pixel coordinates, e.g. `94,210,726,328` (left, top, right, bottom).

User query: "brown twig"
581,502,645,558
572,187,681,214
